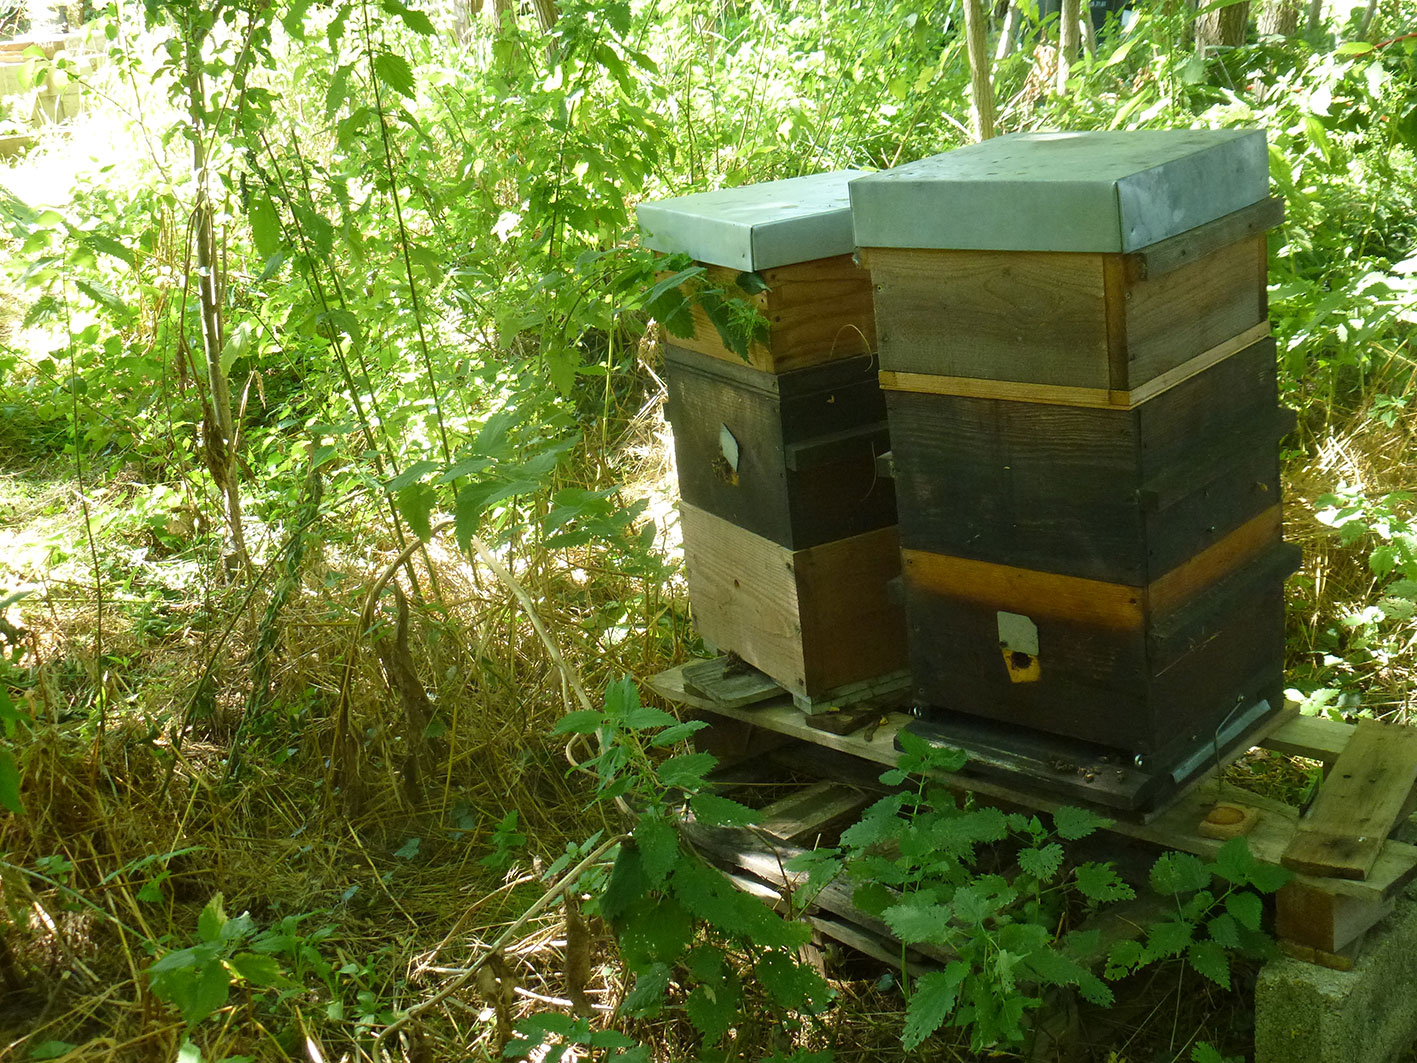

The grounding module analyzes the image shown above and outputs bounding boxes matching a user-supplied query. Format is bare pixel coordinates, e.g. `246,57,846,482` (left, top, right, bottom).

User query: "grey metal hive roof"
637,170,864,271
849,129,1269,253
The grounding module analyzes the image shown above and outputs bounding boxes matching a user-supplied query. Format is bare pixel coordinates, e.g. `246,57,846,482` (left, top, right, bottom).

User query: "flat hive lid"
850,129,1269,253
638,170,862,271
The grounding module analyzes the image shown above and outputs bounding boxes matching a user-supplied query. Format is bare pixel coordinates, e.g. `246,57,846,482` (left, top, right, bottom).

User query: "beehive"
639,172,908,705
850,129,1296,764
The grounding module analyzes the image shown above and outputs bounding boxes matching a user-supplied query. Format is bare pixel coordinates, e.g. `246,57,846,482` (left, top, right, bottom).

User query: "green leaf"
1213,837,1258,885
1104,939,1145,980
1192,1041,1237,1063
657,752,716,790
1244,859,1293,894
634,815,679,886
0,747,24,815
551,710,604,735
622,961,671,1017
883,897,954,946
601,844,648,924
621,704,678,730
73,277,127,315
901,961,969,1050
1150,851,1213,895
1074,862,1135,904
689,793,759,827
735,271,769,294
1187,939,1231,989
648,721,708,747
248,197,281,258
1335,40,1374,56
1053,805,1112,840
229,952,286,988
645,266,705,308
26,1042,76,1060
1018,843,1063,881
757,949,830,1012
1024,946,1090,989
387,460,442,492
1145,918,1194,960
1224,890,1263,932
618,894,694,967
685,979,739,1044
1207,912,1240,948
372,51,416,99
198,894,228,944
396,483,435,542
380,0,436,33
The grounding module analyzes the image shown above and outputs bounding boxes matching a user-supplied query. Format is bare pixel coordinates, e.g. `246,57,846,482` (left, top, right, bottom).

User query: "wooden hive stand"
651,661,1417,974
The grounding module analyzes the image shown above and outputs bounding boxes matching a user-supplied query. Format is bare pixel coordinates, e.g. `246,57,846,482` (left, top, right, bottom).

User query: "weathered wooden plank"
661,679,1417,906
758,781,873,843
869,247,1113,386
681,656,784,709
1281,720,1417,879
1146,506,1286,617
1260,711,1355,763
1129,196,1285,280
1275,879,1397,953
679,506,908,698
670,255,876,373
1123,235,1268,387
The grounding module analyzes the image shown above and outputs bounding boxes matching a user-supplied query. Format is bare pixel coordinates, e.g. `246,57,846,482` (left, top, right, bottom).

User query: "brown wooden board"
900,541,1292,755
670,255,877,373
679,504,909,698
1281,719,1417,880
664,345,896,549
886,336,1280,586
865,233,1266,392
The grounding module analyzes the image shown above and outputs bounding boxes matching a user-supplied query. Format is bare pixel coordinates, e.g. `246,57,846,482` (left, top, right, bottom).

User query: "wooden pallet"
650,663,1417,970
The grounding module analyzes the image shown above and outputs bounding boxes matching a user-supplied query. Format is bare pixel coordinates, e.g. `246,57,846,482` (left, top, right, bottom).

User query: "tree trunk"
1355,0,1379,39
1057,0,1081,91
1196,0,1250,47
996,0,1022,60
963,0,997,139
184,21,248,570
1257,0,1301,35
1080,9,1098,56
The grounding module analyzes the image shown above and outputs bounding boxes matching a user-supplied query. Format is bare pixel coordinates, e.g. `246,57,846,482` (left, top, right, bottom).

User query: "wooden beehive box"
850,129,1296,761
639,171,876,372
639,173,907,706
664,345,894,549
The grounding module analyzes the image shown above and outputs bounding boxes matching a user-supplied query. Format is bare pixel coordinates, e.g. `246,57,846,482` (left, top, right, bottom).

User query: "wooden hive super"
850,129,1297,771
639,173,908,706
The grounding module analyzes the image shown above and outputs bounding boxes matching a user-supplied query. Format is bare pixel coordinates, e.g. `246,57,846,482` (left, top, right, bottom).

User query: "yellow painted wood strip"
900,549,1146,630
1146,505,1283,616
879,321,1273,410
1125,321,1272,406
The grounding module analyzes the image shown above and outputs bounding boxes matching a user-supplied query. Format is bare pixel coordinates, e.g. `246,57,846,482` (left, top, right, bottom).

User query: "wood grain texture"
1282,720,1417,880
1275,880,1397,953
664,345,895,548
1147,506,1285,617
877,322,1272,410
680,504,908,698
885,336,1282,585
867,246,1112,386
1130,196,1284,279
1123,235,1268,386
671,255,876,373
866,237,1266,392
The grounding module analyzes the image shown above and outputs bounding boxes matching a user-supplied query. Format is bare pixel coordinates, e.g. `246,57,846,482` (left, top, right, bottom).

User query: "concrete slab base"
1256,896,1417,1063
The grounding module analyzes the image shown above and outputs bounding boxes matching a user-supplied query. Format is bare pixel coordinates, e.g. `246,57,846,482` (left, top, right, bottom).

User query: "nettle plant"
530,682,1287,1059
792,735,1289,1052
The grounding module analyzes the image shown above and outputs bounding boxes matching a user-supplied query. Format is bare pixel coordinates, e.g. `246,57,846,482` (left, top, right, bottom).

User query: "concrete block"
1256,896,1417,1063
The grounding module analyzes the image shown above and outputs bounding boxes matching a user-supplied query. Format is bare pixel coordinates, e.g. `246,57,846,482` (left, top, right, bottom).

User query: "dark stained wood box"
665,344,895,550
886,335,1291,585
851,130,1295,768
680,502,909,702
